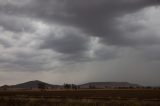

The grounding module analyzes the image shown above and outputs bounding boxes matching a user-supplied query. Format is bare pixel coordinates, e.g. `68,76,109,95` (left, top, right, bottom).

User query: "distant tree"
89,84,96,89
63,83,80,90
146,86,152,89
64,83,71,89
77,85,80,89
71,84,78,90
38,83,46,91
128,86,135,89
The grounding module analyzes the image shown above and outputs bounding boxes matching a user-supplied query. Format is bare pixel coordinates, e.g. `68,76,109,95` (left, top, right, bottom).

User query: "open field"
0,89,160,106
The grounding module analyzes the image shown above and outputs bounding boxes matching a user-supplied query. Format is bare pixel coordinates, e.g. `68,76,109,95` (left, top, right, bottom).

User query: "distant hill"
79,82,141,89
0,81,142,90
11,80,60,89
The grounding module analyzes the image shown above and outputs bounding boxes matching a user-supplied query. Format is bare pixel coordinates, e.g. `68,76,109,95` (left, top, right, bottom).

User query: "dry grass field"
0,89,160,106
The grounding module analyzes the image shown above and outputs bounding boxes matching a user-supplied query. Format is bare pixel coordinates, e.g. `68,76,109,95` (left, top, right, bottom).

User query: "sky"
0,0,160,86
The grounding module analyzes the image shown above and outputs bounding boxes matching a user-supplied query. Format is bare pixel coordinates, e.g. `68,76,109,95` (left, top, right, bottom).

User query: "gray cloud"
1,0,158,46
0,13,35,33
40,30,90,54
0,38,11,48
1,0,160,47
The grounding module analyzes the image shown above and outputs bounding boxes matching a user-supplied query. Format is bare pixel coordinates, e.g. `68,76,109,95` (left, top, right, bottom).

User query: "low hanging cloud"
0,0,160,85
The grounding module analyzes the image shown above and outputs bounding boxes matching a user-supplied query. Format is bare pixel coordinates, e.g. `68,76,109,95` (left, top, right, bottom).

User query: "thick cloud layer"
0,0,160,86
1,0,159,45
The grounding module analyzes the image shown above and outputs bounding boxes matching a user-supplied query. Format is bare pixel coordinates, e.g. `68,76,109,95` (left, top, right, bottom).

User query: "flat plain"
0,89,160,106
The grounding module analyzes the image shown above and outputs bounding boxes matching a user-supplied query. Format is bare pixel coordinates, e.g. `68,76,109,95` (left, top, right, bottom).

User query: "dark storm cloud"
1,0,160,46
40,31,90,55
15,0,160,45
37,27,93,62
0,0,159,64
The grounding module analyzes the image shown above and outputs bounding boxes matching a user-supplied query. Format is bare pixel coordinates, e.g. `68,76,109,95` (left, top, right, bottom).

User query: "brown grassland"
0,89,160,106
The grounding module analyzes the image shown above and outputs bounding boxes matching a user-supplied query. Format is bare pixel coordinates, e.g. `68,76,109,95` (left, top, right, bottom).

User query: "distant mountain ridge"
79,82,141,88
11,80,60,89
0,80,141,89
